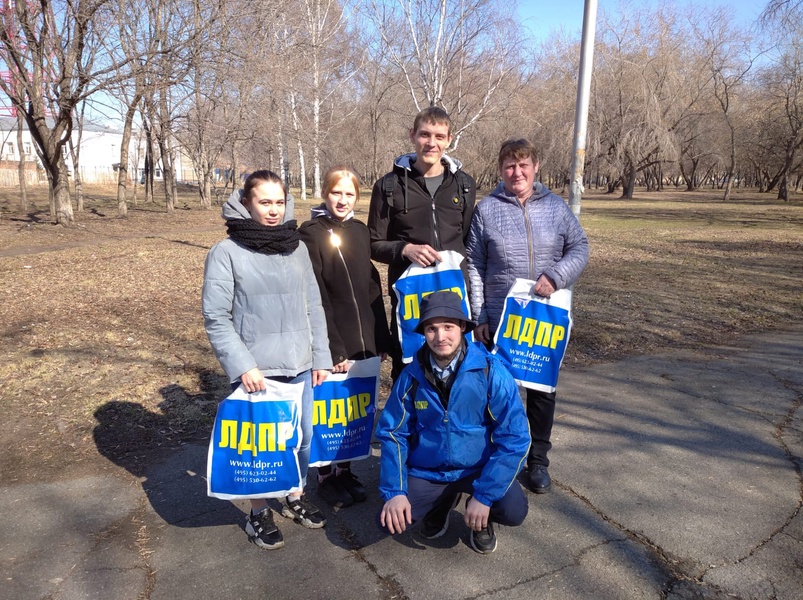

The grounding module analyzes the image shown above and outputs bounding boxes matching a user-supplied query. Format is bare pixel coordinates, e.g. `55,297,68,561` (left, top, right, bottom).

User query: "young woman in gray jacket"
202,170,333,550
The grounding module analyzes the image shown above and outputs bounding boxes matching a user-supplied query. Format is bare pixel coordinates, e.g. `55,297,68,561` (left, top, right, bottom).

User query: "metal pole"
568,0,598,218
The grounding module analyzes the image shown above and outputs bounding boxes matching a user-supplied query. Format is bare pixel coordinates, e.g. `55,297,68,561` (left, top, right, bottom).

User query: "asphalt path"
2,328,801,600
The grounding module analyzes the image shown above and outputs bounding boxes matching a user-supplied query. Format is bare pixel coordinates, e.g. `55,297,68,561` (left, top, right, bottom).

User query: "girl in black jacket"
300,166,392,507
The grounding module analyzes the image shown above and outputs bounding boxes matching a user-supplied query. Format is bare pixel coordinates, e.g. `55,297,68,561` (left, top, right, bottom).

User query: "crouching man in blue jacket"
376,291,530,554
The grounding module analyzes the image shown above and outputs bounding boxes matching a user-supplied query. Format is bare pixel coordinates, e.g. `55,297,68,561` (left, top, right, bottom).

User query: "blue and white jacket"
376,341,529,507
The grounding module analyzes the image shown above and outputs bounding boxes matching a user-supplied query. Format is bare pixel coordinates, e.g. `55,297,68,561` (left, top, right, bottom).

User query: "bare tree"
753,46,803,200
364,0,521,148
592,6,724,198
173,0,230,208
0,0,124,225
760,0,803,27
756,0,803,200
694,10,754,200
295,0,359,197
352,8,404,182
106,0,163,217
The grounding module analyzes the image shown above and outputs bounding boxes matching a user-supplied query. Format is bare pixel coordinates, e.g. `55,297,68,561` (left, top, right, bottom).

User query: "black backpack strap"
382,173,397,210
484,359,491,400
402,376,419,404
456,170,471,206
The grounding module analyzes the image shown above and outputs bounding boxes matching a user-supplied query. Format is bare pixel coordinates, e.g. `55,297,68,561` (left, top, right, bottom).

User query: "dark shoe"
281,495,327,528
336,469,367,503
245,508,285,550
317,474,354,508
528,464,552,494
419,493,461,539
470,521,497,554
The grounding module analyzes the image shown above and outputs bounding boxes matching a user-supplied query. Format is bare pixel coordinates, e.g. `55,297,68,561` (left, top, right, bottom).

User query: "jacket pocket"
450,425,489,468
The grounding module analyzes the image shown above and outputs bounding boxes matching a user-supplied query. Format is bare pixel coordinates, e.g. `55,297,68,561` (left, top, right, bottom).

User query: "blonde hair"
322,166,360,202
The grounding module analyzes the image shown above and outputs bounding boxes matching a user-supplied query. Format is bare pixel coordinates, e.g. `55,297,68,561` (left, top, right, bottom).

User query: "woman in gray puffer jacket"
202,170,332,550
466,139,589,496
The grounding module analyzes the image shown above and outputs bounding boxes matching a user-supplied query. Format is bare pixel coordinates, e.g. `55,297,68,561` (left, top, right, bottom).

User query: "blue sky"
516,0,766,41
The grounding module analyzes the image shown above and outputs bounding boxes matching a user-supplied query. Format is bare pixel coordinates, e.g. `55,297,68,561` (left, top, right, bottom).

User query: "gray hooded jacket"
465,181,589,331
202,190,332,382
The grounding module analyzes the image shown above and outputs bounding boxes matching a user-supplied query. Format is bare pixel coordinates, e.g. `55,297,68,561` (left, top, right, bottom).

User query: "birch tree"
364,0,520,148
298,0,359,197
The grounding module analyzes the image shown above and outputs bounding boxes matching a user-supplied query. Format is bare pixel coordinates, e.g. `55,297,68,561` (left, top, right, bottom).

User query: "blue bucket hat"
414,291,476,334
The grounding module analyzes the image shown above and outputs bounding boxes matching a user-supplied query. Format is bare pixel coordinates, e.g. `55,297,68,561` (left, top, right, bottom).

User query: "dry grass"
0,184,801,484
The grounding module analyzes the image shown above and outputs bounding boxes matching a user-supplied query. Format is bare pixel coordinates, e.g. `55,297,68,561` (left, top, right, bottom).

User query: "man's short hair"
498,138,539,170
412,106,452,136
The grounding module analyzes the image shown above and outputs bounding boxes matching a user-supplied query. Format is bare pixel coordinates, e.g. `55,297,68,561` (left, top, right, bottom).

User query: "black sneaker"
419,493,461,539
317,474,354,508
281,495,327,528
336,469,367,503
245,508,285,550
470,521,497,554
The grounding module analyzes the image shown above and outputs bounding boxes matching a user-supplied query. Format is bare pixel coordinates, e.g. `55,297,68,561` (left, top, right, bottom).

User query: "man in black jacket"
368,107,477,379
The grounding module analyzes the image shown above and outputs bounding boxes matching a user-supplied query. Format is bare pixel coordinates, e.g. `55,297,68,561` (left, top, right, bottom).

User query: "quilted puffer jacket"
465,181,589,331
202,191,332,382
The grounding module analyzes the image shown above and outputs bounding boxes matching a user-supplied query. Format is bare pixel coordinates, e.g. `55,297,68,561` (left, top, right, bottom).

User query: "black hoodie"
368,152,477,287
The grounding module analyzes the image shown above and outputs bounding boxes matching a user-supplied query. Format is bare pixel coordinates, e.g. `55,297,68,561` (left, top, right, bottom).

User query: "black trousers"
388,291,405,381
525,388,556,467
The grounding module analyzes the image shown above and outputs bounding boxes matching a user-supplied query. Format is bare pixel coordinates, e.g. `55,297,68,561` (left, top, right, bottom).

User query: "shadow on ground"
92,369,243,528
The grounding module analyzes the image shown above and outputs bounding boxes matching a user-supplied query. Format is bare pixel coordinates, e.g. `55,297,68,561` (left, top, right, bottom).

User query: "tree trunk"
201,172,212,209
70,140,84,212
52,159,74,225
313,96,321,199
144,119,154,204
195,152,212,209
621,164,637,199
778,175,789,201
74,174,84,212
157,88,176,213
16,112,27,210
47,169,56,220
723,173,734,202
117,99,140,217
289,91,307,201
230,145,238,191
276,125,286,183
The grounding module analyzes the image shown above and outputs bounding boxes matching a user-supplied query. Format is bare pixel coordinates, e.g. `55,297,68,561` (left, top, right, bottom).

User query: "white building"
0,117,193,186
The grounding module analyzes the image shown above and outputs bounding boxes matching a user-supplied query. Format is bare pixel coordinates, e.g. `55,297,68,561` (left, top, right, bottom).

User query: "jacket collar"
489,181,550,206
309,202,353,222
413,340,488,383
393,152,462,175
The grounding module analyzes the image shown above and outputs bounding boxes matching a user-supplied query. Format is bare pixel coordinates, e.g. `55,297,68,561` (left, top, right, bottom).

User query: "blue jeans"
232,370,314,487
270,370,313,487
